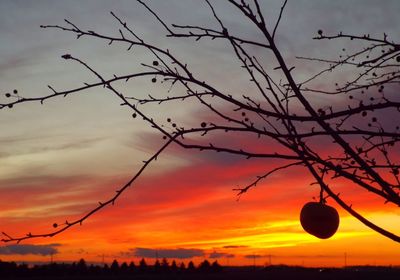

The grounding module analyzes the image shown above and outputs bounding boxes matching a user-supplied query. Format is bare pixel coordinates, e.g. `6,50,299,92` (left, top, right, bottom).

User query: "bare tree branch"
1,0,399,243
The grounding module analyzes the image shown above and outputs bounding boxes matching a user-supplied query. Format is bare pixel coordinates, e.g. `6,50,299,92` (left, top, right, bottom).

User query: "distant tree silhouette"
211,260,223,272
76,258,87,274
3,259,400,278
170,260,178,273
139,258,148,273
198,259,211,272
88,263,102,275
0,259,224,277
70,261,77,275
179,261,186,272
187,261,196,272
102,263,110,275
161,258,170,272
153,259,161,273
1,0,400,242
128,261,136,273
110,259,119,274
120,261,129,274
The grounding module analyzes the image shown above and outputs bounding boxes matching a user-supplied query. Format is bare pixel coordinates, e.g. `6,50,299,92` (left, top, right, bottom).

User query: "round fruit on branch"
300,202,340,239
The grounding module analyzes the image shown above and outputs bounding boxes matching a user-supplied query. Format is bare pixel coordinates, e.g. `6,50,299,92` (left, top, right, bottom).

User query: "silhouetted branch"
234,161,303,197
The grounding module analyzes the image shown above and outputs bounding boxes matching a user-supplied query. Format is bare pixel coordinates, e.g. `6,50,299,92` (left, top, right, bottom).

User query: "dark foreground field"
2,266,400,280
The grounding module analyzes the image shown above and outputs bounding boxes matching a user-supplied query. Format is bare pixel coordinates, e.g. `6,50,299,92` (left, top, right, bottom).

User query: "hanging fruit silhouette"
300,202,339,239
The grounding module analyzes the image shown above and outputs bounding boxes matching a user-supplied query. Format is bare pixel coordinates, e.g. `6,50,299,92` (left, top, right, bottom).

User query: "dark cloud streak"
244,254,264,259
0,244,61,256
125,247,204,259
222,245,248,249
209,251,235,259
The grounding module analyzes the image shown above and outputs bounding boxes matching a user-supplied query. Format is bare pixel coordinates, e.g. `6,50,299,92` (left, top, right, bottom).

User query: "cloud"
222,245,248,249
127,248,204,259
209,251,235,259
0,244,61,256
244,254,264,259
0,174,101,218
0,135,105,159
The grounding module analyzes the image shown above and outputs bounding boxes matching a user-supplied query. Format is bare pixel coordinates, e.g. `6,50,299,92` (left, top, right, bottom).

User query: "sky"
0,0,400,267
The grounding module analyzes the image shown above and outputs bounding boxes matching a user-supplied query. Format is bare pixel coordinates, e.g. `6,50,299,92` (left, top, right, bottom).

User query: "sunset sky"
1,0,400,267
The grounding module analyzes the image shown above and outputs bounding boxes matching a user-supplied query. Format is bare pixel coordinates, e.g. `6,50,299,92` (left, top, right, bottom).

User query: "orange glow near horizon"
1,162,400,267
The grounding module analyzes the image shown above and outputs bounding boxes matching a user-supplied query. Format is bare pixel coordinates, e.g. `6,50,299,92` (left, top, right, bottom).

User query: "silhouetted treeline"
2,259,400,280
0,258,222,278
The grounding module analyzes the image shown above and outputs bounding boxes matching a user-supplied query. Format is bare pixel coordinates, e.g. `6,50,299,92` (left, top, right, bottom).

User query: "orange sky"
1,155,399,267
1,0,400,267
